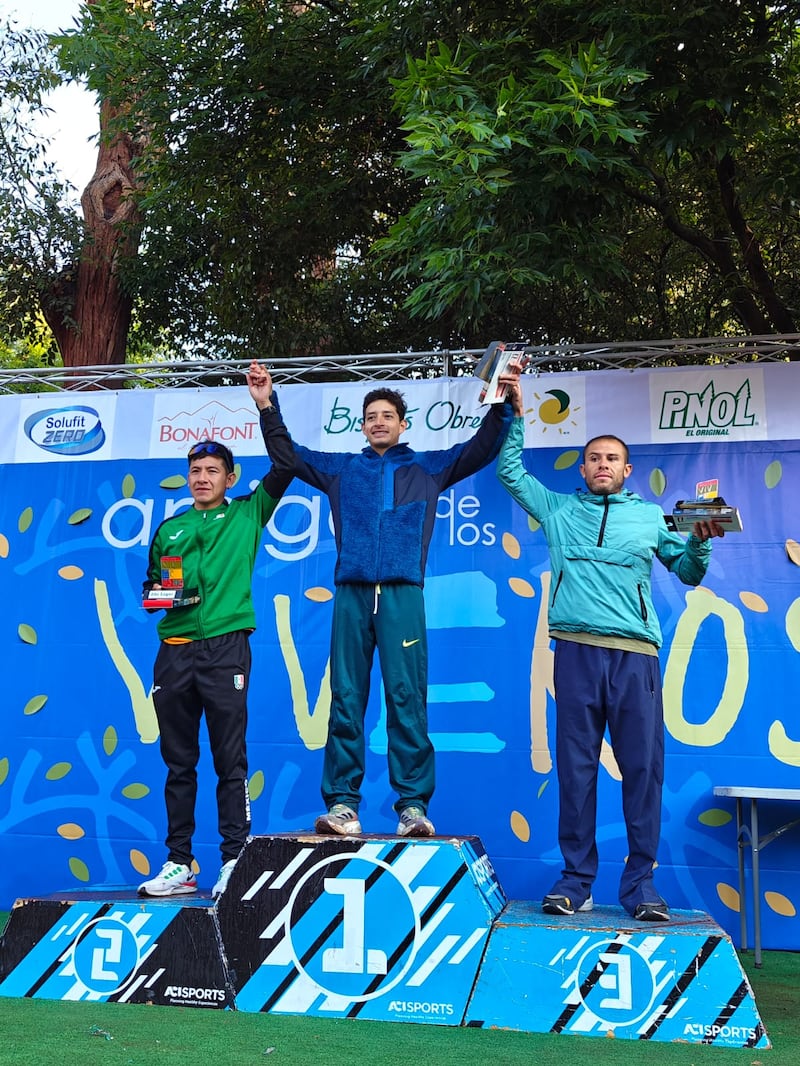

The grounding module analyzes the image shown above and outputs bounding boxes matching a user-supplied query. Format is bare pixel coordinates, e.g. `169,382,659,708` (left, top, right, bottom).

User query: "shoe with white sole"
315,803,362,835
212,859,237,899
138,860,197,897
542,893,593,916
396,805,435,837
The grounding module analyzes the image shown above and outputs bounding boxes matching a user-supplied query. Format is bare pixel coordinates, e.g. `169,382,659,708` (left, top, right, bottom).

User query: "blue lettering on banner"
23,406,106,456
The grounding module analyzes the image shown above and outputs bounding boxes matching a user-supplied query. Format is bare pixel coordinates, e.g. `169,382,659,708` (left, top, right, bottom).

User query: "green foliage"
380,1,800,336
48,0,800,353
0,18,84,347
376,34,649,326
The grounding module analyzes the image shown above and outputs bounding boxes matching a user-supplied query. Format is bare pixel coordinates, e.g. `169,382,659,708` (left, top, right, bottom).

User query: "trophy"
142,555,201,609
670,479,743,533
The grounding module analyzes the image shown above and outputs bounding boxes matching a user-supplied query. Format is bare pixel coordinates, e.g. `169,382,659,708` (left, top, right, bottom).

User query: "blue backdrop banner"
1,364,798,950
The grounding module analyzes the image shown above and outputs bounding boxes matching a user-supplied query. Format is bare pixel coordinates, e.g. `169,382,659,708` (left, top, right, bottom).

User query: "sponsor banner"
519,374,587,447
1,363,798,462
648,366,767,443
15,394,118,462
150,388,265,460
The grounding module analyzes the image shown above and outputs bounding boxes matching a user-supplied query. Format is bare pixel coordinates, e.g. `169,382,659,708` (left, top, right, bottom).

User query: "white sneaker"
138,861,197,897
212,859,237,899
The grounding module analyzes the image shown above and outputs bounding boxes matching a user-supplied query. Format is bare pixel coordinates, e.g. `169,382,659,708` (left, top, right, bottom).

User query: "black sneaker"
542,893,593,916
634,900,670,922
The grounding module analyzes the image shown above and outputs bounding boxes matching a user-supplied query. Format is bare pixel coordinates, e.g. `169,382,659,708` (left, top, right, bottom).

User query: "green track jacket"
144,405,292,641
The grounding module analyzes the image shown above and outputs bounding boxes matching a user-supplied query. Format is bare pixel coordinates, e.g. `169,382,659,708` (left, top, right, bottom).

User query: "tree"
1,6,143,369
59,0,437,358
380,1,800,339
52,0,800,357
0,20,81,356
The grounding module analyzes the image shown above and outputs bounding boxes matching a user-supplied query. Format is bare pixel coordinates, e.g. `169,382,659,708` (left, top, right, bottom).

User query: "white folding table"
713,785,800,966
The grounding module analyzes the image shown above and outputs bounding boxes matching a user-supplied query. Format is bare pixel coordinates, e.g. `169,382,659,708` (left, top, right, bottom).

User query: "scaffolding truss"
1,333,798,394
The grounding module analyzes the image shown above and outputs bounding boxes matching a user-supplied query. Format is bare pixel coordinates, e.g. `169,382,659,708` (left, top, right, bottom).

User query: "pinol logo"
23,406,105,455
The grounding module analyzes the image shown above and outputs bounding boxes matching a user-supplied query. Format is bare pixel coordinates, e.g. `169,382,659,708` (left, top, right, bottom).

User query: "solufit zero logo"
23,406,106,456
659,379,756,437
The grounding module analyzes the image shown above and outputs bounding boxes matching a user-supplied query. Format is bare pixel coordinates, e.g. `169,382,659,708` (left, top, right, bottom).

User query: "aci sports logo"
23,405,106,456
165,985,227,1003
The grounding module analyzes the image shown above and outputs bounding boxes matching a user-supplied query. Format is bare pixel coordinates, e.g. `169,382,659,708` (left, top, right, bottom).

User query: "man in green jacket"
138,366,292,899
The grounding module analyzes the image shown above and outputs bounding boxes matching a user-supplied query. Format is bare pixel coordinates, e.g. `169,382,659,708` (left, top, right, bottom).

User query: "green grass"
0,912,796,1065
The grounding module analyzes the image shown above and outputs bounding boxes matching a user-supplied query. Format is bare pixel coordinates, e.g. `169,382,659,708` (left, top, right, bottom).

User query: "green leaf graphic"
649,468,667,497
69,857,90,882
46,762,72,781
699,808,733,827
554,450,580,471
765,460,782,489
23,694,47,715
18,625,38,645
103,725,118,756
249,769,265,801
122,783,151,799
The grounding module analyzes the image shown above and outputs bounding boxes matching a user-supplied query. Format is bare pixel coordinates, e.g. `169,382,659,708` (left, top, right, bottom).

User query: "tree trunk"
41,96,141,368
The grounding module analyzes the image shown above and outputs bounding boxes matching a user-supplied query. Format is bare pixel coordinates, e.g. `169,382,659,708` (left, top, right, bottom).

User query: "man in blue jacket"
497,372,724,921
259,365,513,837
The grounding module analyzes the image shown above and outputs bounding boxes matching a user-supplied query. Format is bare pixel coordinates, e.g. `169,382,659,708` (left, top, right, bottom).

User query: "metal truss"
1,333,798,394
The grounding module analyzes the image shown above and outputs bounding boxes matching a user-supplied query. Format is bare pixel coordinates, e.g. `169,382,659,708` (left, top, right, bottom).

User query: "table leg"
735,796,747,953
750,798,762,968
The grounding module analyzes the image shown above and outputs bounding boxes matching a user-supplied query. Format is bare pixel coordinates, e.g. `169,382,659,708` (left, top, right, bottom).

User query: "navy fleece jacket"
286,401,513,586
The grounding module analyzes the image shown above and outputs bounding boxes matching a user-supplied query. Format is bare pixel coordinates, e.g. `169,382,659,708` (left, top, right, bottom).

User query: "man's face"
580,439,632,496
362,399,407,454
188,455,235,510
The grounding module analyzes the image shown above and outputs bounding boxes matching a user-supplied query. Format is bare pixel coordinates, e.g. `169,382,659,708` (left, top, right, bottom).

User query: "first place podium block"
216,833,505,1024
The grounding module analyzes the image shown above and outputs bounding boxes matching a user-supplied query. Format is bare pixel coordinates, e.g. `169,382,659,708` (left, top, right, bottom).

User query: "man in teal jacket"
138,366,292,899
497,372,724,921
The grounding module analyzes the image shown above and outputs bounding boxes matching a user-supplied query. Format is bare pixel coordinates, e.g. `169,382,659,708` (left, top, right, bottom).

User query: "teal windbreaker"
497,418,712,648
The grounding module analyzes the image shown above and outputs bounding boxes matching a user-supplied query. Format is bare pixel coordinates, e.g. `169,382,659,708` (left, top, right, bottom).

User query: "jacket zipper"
597,496,609,546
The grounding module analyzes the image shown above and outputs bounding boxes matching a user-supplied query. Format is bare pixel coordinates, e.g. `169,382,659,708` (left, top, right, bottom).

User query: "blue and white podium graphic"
0,893,231,1007
0,834,769,1048
465,901,769,1048
217,834,505,1023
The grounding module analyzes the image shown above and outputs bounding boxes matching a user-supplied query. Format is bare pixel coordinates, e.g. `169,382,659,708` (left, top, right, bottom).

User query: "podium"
0,834,770,1048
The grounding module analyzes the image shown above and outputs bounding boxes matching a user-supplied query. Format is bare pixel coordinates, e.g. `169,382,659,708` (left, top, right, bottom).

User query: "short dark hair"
187,440,235,473
583,434,629,464
362,387,407,421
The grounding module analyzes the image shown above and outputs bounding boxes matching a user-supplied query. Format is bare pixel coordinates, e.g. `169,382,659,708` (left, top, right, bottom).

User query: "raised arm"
247,360,294,498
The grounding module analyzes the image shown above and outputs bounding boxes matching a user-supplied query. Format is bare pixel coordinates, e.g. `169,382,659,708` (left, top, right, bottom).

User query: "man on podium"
497,369,725,922
138,366,292,899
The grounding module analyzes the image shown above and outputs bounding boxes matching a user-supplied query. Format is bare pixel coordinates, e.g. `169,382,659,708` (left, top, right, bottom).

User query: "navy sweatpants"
152,629,251,866
552,638,665,915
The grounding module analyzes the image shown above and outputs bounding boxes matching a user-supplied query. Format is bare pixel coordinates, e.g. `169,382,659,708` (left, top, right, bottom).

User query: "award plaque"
670,479,743,533
142,555,201,609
